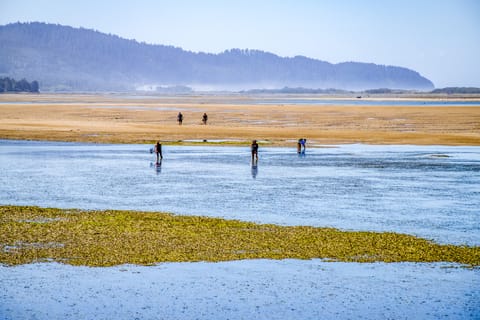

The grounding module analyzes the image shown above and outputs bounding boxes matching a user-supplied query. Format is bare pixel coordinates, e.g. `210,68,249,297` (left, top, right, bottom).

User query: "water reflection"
251,162,258,179
150,161,162,174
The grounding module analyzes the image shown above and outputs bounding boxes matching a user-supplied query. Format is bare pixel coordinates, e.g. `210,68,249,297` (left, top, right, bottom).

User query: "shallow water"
1,261,478,320
230,98,480,107
2,98,480,107
1,140,479,245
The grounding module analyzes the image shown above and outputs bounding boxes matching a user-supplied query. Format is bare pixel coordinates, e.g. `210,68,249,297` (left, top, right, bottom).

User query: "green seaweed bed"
1,205,478,267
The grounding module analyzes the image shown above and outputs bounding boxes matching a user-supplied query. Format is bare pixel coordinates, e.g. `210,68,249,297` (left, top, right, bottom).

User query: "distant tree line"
242,86,480,95
363,88,412,94
430,87,480,94
241,87,351,94
0,77,39,93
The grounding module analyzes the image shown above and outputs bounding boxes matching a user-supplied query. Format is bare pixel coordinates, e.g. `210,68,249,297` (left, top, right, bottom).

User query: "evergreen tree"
31,80,39,93
0,77,40,93
4,78,13,92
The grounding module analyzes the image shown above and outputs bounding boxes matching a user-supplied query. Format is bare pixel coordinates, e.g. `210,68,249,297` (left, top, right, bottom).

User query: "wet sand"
1,93,479,145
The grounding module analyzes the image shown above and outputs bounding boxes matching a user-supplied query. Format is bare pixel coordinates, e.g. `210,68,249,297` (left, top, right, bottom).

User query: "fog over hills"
0,22,434,92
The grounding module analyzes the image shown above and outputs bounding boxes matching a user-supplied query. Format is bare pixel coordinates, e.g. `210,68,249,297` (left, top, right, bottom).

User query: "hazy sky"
1,0,479,87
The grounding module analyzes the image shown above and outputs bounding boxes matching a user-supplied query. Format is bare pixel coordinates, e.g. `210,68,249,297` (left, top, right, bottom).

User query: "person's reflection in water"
251,162,258,179
150,160,162,174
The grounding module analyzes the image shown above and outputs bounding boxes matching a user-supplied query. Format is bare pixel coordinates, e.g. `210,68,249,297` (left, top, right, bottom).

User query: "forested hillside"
0,22,435,92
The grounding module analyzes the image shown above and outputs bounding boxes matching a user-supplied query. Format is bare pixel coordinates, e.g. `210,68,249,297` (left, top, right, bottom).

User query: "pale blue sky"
1,0,479,87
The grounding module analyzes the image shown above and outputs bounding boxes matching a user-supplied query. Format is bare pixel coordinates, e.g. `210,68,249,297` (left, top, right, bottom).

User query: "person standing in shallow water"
202,113,208,125
251,140,259,163
297,138,306,155
177,112,183,125
300,138,306,153
155,141,163,164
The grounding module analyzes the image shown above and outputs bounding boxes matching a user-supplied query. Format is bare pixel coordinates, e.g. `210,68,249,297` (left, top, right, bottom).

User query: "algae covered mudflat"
1,205,479,267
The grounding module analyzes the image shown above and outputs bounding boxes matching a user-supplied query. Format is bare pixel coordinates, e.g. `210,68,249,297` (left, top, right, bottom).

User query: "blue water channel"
2,98,480,107
1,139,479,245
234,98,480,107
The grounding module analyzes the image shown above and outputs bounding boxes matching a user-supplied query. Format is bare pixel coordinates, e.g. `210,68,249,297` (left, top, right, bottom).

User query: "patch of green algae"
1,205,479,267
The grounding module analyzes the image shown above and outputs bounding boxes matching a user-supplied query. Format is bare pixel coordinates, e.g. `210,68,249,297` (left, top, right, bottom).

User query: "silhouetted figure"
155,141,163,163
251,140,259,163
177,112,183,125
202,113,208,125
299,138,306,154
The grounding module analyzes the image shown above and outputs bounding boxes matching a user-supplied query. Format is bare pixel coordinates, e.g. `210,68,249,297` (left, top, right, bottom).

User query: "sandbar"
1,93,479,145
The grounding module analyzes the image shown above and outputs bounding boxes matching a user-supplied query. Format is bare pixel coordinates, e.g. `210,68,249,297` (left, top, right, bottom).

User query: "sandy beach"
1,93,479,145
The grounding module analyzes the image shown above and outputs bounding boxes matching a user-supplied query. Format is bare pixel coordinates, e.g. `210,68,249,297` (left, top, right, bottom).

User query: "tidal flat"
2,140,479,245
1,93,479,145
1,94,479,319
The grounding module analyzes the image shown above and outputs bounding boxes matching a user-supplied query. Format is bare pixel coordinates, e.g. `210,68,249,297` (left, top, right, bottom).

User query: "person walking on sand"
177,112,183,125
251,140,259,163
202,113,208,125
154,141,163,164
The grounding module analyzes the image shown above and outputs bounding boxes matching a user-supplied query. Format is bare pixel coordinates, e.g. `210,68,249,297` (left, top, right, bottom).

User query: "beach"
1,93,479,145
1,93,480,319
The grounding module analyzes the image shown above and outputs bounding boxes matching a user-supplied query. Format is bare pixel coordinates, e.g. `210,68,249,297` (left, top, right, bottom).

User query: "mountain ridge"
0,22,435,92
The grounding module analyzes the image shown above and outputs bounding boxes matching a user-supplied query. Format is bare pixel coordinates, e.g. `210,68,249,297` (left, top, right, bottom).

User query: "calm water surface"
1,140,479,245
2,99,480,107
233,98,480,106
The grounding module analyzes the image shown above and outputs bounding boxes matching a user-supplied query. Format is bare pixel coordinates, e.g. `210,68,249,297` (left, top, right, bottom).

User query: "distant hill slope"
0,22,435,92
